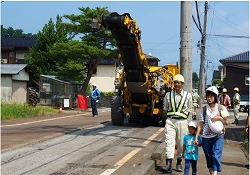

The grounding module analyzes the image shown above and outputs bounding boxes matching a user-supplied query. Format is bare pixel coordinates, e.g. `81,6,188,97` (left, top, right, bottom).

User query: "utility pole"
198,1,208,104
180,1,192,93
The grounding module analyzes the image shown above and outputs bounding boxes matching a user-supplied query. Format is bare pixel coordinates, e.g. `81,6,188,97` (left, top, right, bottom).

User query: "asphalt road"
1,107,249,175
1,107,164,175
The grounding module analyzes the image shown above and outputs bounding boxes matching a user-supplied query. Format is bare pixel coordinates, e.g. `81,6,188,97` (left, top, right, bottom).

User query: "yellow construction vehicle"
100,12,179,125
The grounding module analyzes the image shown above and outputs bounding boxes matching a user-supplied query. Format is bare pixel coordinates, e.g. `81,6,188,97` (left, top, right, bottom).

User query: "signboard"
64,99,69,107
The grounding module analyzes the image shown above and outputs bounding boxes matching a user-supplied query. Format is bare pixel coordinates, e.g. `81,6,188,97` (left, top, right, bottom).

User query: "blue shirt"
91,88,100,101
183,134,201,161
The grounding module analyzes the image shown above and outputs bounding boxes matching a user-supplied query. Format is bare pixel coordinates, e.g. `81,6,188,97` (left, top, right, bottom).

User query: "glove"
96,100,99,103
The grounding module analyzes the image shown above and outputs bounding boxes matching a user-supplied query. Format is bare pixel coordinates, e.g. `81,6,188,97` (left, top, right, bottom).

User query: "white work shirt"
164,89,193,117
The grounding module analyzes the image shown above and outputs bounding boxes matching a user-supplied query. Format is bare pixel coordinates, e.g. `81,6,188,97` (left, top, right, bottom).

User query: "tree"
25,15,71,79
1,25,36,37
212,78,224,93
61,7,118,94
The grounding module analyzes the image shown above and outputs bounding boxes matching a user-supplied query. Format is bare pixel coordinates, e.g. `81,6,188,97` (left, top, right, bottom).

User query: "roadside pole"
198,1,208,105
180,1,193,93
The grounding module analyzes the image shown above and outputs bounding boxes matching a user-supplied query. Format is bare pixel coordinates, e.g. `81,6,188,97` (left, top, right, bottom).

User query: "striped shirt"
200,103,227,138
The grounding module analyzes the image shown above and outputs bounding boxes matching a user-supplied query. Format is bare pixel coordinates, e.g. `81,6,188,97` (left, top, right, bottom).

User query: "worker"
89,83,101,117
161,74,193,173
192,89,200,120
232,87,240,124
219,88,231,109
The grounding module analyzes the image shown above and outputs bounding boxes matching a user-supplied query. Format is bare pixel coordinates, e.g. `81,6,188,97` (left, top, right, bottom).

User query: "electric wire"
208,7,248,35
195,1,203,32
192,15,202,34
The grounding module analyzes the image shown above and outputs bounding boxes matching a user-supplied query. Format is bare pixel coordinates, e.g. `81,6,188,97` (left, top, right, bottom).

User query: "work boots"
161,159,172,173
232,119,239,124
176,158,183,172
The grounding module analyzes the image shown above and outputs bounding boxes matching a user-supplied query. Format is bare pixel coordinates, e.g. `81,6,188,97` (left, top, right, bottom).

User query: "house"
1,64,30,103
219,51,249,97
1,37,36,64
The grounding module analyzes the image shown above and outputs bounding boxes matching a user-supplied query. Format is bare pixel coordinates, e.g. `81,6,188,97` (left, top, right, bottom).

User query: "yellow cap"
173,74,184,83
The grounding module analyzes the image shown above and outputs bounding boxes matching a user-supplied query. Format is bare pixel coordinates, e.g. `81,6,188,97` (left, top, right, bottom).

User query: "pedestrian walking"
89,83,101,117
219,88,231,109
195,86,229,175
182,121,202,175
232,87,240,124
161,74,193,173
192,89,200,120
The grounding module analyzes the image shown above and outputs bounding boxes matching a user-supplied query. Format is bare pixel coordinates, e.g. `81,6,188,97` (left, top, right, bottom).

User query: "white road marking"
1,109,110,128
1,113,87,127
100,127,164,175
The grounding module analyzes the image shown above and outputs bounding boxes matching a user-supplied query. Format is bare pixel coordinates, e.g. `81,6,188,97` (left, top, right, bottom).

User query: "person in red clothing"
219,88,231,109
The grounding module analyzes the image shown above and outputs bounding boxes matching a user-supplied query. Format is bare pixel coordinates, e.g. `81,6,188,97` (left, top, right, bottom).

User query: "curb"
132,142,165,175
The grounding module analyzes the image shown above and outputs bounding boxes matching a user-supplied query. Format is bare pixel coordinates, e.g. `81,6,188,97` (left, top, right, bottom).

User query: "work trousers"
192,103,198,116
164,118,188,159
202,134,224,172
234,105,240,120
91,99,98,116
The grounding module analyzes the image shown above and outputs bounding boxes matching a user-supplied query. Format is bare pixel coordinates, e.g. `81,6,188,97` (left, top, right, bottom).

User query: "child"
182,121,201,175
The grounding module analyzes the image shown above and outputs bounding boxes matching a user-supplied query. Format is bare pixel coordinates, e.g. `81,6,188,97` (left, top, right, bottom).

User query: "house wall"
12,69,29,81
1,75,12,102
1,48,29,63
1,70,29,103
225,65,249,97
90,65,116,92
12,81,27,103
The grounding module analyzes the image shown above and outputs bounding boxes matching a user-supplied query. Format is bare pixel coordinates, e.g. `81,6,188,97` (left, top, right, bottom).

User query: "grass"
1,102,58,120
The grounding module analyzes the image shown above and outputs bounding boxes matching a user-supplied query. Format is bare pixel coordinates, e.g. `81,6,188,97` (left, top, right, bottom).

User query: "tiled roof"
98,53,160,65
1,37,37,47
100,59,117,65
219,51,249,64
1,64,27,74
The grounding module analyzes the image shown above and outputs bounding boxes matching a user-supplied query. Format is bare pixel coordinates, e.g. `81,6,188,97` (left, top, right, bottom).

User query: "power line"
208,6,248,35
207,34,249,38
195,1,203,32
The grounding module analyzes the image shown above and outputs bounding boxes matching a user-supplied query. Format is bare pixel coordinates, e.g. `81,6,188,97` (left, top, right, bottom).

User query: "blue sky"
1,1,249,83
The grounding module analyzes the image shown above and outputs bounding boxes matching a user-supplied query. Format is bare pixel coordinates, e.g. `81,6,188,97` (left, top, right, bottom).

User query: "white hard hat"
222,88,227,93
173,74,184,83
206,86,219,96
208,120,223,133
188,121,197,128
234,87,239,92
92,83,97,87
